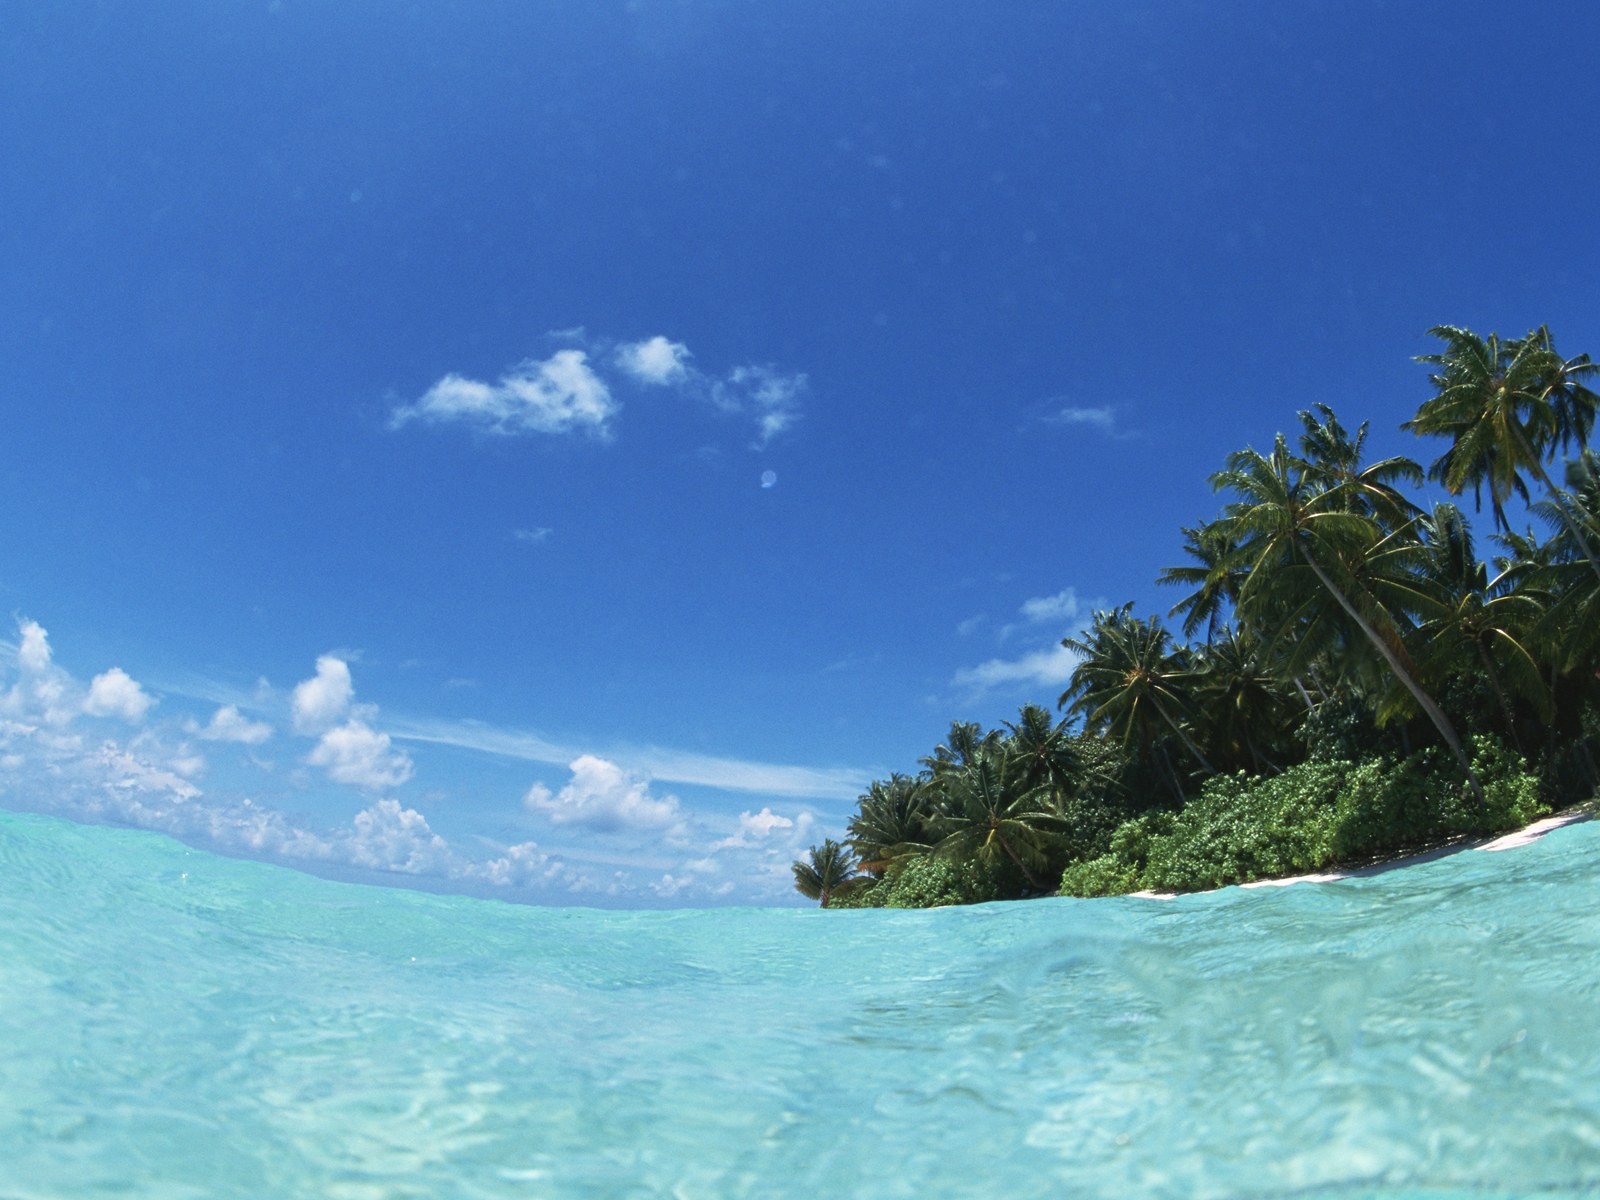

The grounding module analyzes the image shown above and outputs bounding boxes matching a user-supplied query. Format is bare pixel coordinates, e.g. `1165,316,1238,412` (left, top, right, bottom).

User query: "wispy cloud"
1049,405,1116,431
512,527,553,545
710,364,806,447
194,704,273,745
391,349,617,439
953,586,1092,695
951,644,1080,692
1018,588,1084,625
385,714,871,800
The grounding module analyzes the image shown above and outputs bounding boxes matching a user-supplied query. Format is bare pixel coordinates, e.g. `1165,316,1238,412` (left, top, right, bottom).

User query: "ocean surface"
3,809,1598,1199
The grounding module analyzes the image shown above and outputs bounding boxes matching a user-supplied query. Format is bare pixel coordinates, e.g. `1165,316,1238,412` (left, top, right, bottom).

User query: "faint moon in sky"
760,470,777,488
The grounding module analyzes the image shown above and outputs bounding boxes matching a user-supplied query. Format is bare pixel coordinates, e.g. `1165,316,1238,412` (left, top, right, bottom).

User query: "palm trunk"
1148,693,1216,775
1474,641,1524,757
1298,538,1485,805
990,828,1044,891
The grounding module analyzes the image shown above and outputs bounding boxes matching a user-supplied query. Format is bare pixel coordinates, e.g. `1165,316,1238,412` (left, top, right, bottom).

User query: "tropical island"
794,325,1600,908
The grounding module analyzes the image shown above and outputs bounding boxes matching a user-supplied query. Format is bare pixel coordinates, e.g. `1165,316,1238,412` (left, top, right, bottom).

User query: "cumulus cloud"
524,755,685,836
3,619,76,726
712,805,797,850
17,620,52,673
196,704,273,745
292,656,353,734
616,335,691,385
308,720,414,792
83,667,155,722
339,798,454,875
392,349,617,438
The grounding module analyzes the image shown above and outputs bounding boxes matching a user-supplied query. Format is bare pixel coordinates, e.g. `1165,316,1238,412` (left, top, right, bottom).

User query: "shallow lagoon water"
3,809,1599,1198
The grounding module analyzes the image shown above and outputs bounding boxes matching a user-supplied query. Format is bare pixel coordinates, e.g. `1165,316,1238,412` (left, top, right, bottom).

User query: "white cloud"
512,527,552,545
524,754,685,835
3,619,77,727
952,643,1081,693
712,805,796,850
1048,405,1117,433
292,655,353,734
712,364,806,447
1019,588,1084,625
308,720,414,792
83,668,155,722
339,798,453,875
92,740,201,800
386,715,872,801
196,704,273,745
17,620,52,673
616,335,691,385
392,349,617,438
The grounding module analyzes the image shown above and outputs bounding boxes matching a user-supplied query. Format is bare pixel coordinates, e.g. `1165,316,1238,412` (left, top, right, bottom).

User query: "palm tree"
1298,403,1423,527
1059,605,1214,800
847,774,935,875
1527,449,1600,672
1158,521,1248,642
1404,324,1600,582
1188,625,1296,774
1210,433,1483,799
1410,502,1551,751
929,752,1058,892
791,839,860,907
1003,704,1080,795
920,721,1001,778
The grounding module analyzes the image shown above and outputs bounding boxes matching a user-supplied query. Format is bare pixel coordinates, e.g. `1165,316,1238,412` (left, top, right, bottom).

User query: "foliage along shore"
794,324,1600,908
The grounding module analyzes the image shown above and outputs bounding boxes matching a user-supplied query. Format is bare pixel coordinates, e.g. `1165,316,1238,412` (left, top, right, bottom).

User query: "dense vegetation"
794,325,1600,907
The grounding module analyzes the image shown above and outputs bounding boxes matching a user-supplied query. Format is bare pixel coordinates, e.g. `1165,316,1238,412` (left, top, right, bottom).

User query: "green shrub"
1136,738,1547,894
1057,853,1144,898
1142,762,1346,892
826,877,886,908
1055,811,1174,897
877,854,1002,908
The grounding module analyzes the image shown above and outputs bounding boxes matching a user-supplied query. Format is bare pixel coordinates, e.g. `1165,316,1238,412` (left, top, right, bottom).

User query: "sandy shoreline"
1128,806,1594,900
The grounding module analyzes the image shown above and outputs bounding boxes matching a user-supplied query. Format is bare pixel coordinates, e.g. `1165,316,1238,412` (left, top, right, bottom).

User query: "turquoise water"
3,810,1598,1198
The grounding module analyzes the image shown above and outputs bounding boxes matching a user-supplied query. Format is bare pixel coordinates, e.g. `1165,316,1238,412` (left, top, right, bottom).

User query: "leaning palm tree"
791,839,860,907
1210,433,1483,800
1404,324,1600,582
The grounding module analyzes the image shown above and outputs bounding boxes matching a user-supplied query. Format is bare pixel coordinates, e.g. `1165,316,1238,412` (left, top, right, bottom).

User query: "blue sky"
3,1,1597,905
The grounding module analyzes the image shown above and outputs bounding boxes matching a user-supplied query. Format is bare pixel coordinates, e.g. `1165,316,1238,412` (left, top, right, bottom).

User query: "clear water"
3,810,1598,1199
